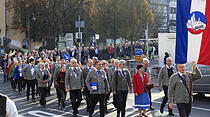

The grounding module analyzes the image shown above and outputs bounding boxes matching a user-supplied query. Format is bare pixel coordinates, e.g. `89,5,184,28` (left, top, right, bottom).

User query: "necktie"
97,71,100,75
182,74,186,84
144,68,147,72
74,68,78,76
122,70,125,77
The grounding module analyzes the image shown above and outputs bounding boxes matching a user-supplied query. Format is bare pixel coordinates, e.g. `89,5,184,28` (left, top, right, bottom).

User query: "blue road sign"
64,54,70,60
135,49,143,56
0,49,5,56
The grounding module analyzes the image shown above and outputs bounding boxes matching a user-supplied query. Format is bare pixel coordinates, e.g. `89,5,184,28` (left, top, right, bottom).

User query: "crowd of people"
0,49,155,117
54,41,158,64
0,48,202,117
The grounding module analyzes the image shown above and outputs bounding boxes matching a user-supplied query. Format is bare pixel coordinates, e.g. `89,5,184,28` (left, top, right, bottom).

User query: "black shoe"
32,99,36,103
149,107,154,111
160,107,164,113
73,114,78,117
169,113,175,116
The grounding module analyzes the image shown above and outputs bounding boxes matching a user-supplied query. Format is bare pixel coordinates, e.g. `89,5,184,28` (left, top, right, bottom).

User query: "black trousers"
89,94,105,117
39,87,47,105
13,79,23,92
3,68,7,82
57,87,66,108
35,79,40,96
22,79,26,90
47,78,54,95
83,87,90,112
116,91,128,117
105,89,111,111
10,77,14,88
161,86,173,113
148,89,152,107
26,79,35,100
177,102,192,117
70,89,82,114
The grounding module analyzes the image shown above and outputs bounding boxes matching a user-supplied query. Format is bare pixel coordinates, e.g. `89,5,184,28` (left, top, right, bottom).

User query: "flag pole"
190,64,194,96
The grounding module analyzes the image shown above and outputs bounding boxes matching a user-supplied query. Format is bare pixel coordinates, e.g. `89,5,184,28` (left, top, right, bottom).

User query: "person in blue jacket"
13,61,24,95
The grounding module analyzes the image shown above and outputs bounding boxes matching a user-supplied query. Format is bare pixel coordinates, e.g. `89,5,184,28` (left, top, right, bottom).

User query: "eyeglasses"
178,66,185,68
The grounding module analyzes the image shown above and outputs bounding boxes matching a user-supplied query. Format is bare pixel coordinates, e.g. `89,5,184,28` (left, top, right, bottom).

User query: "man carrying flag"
168,62,202,117
172,0,209,116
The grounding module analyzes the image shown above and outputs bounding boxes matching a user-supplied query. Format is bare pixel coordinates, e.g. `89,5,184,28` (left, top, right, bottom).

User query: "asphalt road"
0,73,210,117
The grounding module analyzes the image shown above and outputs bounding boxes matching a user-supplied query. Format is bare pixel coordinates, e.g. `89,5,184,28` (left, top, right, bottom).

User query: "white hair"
70,58,77,63
39,62,44,66
114,59,119,64
88,59,93,63
119,60,126,65
166,57,172,61
101,60,107,63
93,57,98,60
143,58,150,64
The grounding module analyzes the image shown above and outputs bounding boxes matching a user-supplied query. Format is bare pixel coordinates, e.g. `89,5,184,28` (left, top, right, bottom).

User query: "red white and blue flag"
175,0,210,65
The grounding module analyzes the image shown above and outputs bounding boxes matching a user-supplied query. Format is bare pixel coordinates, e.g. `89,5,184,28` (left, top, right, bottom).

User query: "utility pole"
75,15,84,62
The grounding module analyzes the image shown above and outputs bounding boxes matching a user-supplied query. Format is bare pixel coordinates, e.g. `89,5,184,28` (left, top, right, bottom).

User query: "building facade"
0,0,5,46
149,0,176,33
0,0,42,51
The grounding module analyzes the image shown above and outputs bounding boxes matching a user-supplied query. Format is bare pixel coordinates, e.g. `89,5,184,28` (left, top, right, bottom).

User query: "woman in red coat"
133,64,151,117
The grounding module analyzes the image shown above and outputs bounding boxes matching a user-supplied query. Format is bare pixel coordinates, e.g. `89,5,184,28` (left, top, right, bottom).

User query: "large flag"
175,0,210,65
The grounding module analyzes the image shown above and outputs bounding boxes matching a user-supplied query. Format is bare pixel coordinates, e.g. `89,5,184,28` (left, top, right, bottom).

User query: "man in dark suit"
82,59,93,113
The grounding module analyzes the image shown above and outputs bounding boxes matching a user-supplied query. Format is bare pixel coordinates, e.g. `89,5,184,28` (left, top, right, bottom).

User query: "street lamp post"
26,3,36,51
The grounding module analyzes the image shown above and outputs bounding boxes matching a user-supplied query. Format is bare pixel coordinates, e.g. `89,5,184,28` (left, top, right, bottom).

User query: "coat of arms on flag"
175,0,210,65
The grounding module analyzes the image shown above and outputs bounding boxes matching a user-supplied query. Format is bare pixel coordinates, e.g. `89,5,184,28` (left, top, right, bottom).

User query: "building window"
170,7,176,14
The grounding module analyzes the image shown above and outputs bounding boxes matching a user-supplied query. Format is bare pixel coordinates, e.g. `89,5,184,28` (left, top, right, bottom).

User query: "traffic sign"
135,56,143,62
75,21,85,28
64,54,70,60
75,32,83,39
0,49,5,56
135,49,143,56
95,34,99,40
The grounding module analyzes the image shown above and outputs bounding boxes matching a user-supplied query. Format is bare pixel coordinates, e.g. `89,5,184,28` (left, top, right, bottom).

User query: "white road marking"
153,100,210,112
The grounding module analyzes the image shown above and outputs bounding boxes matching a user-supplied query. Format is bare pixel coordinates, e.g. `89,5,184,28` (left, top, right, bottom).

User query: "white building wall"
158,33,176,66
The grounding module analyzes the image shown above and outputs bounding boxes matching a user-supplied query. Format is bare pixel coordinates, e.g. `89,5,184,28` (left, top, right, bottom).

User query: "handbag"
147,83,154,89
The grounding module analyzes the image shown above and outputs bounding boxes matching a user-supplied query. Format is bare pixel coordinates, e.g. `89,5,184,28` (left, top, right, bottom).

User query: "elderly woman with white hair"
142,58,154,110
113,60,132,117
36,62,50,107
